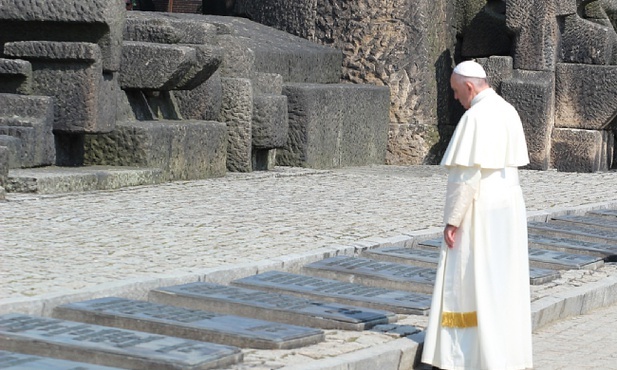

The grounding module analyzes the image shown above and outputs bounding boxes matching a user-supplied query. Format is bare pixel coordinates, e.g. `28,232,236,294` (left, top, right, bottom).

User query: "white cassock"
421,88,533,370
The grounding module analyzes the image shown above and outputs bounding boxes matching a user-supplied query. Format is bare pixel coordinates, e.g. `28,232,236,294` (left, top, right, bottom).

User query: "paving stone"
149,282,395,331
551,214,617,231
528,221,617,244
528,234,617,259
232,270,432,315
53,297,324,350
0,349,123,369
0,314,243,370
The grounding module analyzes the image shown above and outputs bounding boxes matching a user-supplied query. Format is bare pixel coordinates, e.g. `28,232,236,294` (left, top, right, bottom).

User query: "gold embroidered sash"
441,311,478,328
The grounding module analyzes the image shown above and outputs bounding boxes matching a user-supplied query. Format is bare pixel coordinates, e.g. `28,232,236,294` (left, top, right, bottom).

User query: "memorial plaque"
0,350,123,370
528,221,617,244
232,271,432,315
363,247,440,268
528,248,603,270
54,297,324,350
0,314,242,370
304,256,437,294
529,267,561,285
588,209,617,219
417,238,442,249
149,283,395,331
551,215,617,231
528,233,617,258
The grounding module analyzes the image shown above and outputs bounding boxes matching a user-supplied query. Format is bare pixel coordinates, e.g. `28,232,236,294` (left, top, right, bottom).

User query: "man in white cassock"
421,60,533,370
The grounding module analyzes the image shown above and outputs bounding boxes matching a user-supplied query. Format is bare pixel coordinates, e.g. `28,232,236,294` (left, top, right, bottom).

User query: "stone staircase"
1,210,616,369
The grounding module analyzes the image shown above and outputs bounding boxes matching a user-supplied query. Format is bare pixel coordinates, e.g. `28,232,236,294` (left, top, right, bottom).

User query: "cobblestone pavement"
2,164,617,369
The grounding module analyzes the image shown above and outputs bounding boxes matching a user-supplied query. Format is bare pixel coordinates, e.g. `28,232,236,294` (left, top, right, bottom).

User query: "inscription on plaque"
551,215,617,231
528,248,603,270
364,247,440,268
528,234,617,258
0,314,242,370
304,256,437,294
232,271,432,315
149,283,395,331
54,297,324,350
528,221,617,243
529,267,560,285
0,350,123,369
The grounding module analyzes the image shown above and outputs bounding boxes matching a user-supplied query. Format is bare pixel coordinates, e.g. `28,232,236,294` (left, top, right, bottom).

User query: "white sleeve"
443,165,481,227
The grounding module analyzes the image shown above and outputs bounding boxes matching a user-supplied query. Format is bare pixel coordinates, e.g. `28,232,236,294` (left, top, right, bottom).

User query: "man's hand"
444,224,458,249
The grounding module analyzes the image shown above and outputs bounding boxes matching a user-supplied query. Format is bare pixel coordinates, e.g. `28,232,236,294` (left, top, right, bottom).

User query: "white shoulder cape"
441,89,529,169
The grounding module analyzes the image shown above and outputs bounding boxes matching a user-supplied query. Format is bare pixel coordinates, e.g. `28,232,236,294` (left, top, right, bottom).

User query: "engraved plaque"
551,215,617,231
528,234,617,258
0,350,123,369
304,256,437,294
417,238,442,249
588,209,617,218
364,247,440,268
54,297,324,350
528,221,617,243
149,283,395,331
529,267,561,285
0,314,242,370
528,248,603,270
232,271,432,315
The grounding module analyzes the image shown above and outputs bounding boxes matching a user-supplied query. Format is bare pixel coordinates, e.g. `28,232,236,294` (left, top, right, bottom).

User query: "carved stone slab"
366,244,559,285
528,248,603,270
232,271,432,315
528,234,617,258
303,256,437,294
551,215,617,231
149,283,395,331
53,297,324,350
0,314,242,370
363,247,439,268
588,209,617,218
0,350,123,369
528,221,617,244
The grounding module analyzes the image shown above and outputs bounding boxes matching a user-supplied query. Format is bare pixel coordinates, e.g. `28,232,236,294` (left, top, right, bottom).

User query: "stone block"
551,128,613,172
0,93,55,168
4,41,118,134
555,63,617,130
476,56,513,93
174,71,223,121
0,58,32,94
220,77,253,172
217,34,255,79
253,72,283,95
561,14,617,65
501,70,555,170
235,0,317,40
84,120,228,180
0,0,125,71
278,83,389,169
125,12,219,45
252,94,288,149
0,146,8,187
460,0,512,58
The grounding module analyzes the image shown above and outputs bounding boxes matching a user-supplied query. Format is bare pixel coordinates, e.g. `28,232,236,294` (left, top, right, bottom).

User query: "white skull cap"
453,60,487,78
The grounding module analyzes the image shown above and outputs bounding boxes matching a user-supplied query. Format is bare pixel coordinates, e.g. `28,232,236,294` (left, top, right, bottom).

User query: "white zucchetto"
453,60,487,79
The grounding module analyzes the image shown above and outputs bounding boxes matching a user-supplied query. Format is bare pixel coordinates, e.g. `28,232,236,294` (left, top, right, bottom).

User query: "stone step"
528,221,617,244
0,313,243,370
305,256,559,289
550,214,617,231
405,242,602,270
0,350,124,370
149,282,395,331
528,234,617,259
53,297,324,350
7,166,166,194
232,270,432,315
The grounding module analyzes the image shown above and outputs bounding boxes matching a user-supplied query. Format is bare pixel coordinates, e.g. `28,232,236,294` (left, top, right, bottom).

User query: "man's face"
450,74,473,110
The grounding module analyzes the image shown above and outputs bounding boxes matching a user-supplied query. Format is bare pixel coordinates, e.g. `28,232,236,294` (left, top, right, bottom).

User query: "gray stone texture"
0,350,124,370
278,83,389,169
0,0,126,72
0,93,55,169
83,120,228,180
174,71,223,121
458,0,512,58
4,41,118,134
555,63,617,130
253,72,284,95
551,128,614,172
501,70,555,170
0,146,7,191
561,13,617,65
0,58,32,94
235,0,317,40
252,94,288,149
476,56,514,93
220,77,253,172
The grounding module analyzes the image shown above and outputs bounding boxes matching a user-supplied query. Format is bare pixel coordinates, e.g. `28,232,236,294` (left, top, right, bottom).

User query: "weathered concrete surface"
551,128,614,172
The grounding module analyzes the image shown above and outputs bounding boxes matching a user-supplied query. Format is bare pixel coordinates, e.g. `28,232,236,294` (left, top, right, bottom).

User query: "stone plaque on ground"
0,314,242,370
528,248,603,270
529,267,561,285
551,215,617,231
54,297,324,350
528,221,617,244
417,238,442,249
303,256,437,294
588,209,617,218
149,283,395,331
528,234,617,258
363,247,439,268
232,271,432,315
0,350,123,369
